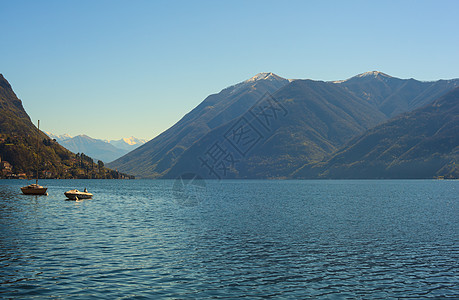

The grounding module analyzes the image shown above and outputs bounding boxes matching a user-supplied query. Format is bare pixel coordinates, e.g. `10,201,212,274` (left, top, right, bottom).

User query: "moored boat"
21,183,48,195
21,120,48,196
64,188,93,200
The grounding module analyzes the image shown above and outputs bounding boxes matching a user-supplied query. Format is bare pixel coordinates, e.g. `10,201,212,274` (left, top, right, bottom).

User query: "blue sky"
1,0,458,140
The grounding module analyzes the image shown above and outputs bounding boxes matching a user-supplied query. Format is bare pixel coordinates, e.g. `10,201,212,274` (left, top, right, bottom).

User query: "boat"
21,183,48,195
64,188,93,200
21,120,48,196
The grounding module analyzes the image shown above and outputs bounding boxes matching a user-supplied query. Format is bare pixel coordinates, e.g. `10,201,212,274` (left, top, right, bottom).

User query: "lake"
1,179,458,299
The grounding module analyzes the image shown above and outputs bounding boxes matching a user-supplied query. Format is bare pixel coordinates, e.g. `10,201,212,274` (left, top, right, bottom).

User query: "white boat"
64,188,93,200
21,183,48,195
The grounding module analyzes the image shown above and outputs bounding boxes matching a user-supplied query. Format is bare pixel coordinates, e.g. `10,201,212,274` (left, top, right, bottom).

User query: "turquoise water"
0,179,458,299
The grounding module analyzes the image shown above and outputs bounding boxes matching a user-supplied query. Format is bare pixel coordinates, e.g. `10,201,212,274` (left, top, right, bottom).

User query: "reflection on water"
0,179,458,298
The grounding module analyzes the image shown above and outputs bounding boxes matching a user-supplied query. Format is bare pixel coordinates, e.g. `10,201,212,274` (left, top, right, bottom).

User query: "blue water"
0,179,458,299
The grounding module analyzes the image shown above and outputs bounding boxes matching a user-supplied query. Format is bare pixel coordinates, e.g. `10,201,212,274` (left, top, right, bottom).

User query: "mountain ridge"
162,78,388,179
4,71,458,179
294,87,459,179
110,71,459,178
333,72,459,117
107,72,290,177
45,132,147,163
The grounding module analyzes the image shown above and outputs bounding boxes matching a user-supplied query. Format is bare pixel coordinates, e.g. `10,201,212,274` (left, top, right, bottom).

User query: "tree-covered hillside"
295,87,459,179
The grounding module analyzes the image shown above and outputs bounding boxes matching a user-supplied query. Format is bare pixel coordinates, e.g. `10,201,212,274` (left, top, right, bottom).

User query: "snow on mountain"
108,137,147,151
45,132,72,141
123,136,147,146
227,72,290,95
332,71,393,83
356,71,392,78
59,135,126,163
45,132,147,161
244,72,287,83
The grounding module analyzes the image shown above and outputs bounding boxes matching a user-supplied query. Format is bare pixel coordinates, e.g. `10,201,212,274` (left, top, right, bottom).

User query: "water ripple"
0,179,458,298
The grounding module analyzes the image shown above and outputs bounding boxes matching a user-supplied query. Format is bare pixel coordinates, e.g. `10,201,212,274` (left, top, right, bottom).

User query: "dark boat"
21,183,48,195
21,120,48,196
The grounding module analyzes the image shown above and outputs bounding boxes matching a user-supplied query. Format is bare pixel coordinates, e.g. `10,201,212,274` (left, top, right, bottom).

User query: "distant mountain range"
107,136,147,151
108,71,459,179
45,132,147,163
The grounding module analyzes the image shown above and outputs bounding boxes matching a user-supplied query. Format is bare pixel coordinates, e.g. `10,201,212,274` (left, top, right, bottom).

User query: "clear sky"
1,0,458,140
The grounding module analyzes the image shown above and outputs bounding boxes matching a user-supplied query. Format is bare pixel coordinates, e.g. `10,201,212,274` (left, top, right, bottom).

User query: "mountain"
107,136,147,151
0,73,67,176
109,71,459,179
45,132,73,142
45,133,147,163
0,74,129,179
107,72,290,178
295,87,459,179
162,79,387,179
58,135,128,163
334,71,459,117
0,74,30,122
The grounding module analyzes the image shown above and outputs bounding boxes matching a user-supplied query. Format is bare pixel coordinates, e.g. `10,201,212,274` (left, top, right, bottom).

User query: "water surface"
0,179,458,298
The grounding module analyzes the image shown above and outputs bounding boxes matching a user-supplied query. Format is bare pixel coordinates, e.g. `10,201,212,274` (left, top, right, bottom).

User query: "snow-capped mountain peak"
45,132,72,141
244,72,286,83
356,71,392,78
44,132,148,162
333,71,393,83
107,136,147,151
121,136,147,146
226,72,290,95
